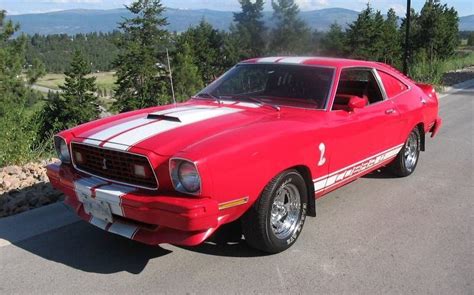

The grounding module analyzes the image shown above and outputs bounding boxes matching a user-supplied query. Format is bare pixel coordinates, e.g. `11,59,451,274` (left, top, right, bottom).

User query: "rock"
19,172,27,180
23,176,36,186
3,165,21,175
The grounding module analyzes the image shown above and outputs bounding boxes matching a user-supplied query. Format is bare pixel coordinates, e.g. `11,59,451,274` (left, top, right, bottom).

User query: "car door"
318,67,402,193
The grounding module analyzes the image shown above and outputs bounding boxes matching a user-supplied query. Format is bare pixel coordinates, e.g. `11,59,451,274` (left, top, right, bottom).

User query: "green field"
36,71,116,94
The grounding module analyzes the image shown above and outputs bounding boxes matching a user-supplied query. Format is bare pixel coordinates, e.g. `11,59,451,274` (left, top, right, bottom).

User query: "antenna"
166,48,176,106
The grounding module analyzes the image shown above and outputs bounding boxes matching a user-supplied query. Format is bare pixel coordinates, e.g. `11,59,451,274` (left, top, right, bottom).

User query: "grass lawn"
36,71,116,94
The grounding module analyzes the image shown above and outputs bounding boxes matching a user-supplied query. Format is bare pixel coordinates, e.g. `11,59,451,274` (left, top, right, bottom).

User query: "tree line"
26,32,121,73
0,0,462,166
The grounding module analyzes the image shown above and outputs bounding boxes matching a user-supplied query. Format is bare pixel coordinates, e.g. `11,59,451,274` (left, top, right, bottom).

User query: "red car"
47,57,442,253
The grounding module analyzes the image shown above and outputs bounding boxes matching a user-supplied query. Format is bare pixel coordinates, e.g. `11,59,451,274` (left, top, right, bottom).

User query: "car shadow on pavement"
180,221,271,258
362,168,396,179
7,215,267,275
11,221,172,274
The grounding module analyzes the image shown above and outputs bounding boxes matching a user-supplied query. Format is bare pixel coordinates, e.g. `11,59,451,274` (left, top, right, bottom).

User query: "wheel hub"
404,132,418,171
270,183,301,239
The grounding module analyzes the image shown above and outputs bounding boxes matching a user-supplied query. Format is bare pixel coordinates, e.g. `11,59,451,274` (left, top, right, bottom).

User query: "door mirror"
348,96,367,111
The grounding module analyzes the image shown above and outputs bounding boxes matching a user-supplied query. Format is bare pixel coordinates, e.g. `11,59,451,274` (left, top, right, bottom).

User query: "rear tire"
242,169,307,253
390,127,421,177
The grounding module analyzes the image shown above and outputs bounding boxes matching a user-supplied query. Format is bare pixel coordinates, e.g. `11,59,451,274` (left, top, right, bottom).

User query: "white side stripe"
313,144,404,192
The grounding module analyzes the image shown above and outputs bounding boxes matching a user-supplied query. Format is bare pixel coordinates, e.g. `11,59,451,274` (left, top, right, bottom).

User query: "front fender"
175,119,325,221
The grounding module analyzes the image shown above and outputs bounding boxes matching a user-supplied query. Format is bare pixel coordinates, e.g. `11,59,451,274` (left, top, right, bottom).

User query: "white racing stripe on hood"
83,117,151,145
102,106,241,150
82,105,206,146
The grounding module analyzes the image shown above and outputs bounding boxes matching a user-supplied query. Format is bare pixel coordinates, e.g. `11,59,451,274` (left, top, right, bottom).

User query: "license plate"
83,198,114,223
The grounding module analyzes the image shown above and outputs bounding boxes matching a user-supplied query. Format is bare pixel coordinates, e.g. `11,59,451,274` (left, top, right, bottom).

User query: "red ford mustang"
47,57,442,253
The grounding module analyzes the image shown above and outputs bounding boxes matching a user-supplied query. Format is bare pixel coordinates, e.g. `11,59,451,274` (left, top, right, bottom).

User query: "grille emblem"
102,158,108,170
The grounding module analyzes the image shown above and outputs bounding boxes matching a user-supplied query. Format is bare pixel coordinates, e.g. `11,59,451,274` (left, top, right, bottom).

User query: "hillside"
8,8,473,36
460,15,474,31
7,7,358,35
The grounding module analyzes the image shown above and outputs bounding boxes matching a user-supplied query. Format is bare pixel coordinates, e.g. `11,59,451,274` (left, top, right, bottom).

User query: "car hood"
73,102,279,156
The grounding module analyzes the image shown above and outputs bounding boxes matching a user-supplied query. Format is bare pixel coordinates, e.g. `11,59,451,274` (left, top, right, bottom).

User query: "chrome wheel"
270,183,301,239
404,132,419,172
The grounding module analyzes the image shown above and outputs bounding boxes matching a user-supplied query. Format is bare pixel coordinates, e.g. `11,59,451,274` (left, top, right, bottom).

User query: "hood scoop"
147,113,181,122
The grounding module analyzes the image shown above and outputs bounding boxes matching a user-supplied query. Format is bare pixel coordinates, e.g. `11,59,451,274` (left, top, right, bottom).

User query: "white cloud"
389,3,406,15
294,0,329,10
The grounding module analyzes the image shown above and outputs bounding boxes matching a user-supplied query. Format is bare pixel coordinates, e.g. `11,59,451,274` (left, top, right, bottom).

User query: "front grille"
71,142,158,189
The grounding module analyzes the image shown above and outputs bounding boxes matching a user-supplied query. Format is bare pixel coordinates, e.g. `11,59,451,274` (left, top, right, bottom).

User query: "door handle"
385,109,396,114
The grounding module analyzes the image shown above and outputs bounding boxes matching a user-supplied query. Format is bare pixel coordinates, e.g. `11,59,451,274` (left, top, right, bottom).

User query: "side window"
377,71,408,98
332,68,384,111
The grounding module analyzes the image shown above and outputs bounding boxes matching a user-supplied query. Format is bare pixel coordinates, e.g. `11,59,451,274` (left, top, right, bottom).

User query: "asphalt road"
1,85,473,294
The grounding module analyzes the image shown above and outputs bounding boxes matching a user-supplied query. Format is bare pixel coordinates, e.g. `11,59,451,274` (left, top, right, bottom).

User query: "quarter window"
378,71,408,98
332,68,384,111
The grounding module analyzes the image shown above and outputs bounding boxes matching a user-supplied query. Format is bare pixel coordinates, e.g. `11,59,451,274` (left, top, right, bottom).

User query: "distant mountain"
6,8,357,35
6,8,474,36
460,15,474,31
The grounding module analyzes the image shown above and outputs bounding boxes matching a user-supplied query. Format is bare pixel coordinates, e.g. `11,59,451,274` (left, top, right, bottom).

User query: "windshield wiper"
195,92,221,104
224,95,280,112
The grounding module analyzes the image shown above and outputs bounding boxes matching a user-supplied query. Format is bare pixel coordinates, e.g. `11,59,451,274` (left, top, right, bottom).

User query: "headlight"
54,136,71,163
170,159,201,194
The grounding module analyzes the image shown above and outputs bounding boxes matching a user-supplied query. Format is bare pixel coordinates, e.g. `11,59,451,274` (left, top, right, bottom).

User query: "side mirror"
348,96,367,111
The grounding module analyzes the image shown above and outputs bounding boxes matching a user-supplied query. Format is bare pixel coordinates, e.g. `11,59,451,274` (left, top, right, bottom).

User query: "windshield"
197,64,335,109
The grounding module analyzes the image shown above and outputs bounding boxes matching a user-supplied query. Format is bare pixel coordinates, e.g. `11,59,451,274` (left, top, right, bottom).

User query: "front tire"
242,169,307,253
390,127,421,177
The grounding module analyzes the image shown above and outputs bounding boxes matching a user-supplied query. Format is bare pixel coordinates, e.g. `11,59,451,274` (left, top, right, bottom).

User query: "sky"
0,0,472,16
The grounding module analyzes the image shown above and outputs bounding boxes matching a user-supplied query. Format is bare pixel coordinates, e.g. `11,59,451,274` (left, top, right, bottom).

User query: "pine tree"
173,42,204,102
113,0,171,112
345,4,385,61
37,51,99,142
26,58,46,85
60,51,99,123
180,20,226,84
320,23,347,57
0,10,26,109
400,8,420,67
232,0,266,58
270,0,312,54
417,0,459,62
468,32,474,46
381,8,402,66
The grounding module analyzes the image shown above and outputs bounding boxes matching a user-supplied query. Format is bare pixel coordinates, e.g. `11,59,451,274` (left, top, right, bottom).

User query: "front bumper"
46,163,220,246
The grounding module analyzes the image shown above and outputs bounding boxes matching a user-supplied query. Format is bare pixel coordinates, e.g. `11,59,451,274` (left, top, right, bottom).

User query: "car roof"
240,56,381,68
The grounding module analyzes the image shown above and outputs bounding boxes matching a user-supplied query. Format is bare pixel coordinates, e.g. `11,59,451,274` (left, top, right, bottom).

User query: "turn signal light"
74,151,85,164
132,164,152,178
